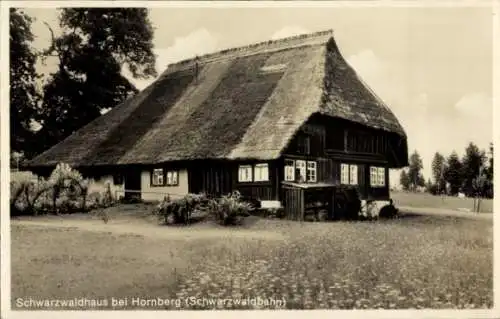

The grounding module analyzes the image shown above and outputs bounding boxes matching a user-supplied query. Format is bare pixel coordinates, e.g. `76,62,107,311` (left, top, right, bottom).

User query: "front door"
124,168,141,200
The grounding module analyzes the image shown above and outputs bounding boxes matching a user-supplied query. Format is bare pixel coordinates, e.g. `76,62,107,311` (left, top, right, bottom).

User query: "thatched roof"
27,30,408,169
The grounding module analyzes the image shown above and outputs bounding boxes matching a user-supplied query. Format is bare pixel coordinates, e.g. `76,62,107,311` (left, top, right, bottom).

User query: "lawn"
391,191,493,213
11,205,493,310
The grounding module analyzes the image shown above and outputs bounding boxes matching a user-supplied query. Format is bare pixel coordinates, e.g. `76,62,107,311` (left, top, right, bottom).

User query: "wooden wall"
282,186,304,220
187,160,279,200
282,114,393,201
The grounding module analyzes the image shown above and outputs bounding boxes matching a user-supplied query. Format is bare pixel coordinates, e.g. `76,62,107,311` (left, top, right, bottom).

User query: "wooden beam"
300,189,305,221
344,129,348,152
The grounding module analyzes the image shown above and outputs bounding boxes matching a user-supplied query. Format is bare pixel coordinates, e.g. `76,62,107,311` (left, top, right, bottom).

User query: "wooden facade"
280,114,392,202
187,160,280,201
156,114,396,207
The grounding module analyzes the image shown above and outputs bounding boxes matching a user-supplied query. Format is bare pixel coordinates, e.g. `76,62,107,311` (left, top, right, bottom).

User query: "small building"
25,30,408,218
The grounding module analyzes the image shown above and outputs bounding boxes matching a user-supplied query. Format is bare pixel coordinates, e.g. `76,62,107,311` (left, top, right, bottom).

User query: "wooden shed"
282,181,335,221
282,181,362,221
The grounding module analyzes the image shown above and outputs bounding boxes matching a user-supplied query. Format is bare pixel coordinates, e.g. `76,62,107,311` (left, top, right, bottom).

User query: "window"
166,170,179,186
341,164,350,184
370,166,386,187
284,159,295,181
307,161,317,182
349,165,358,185
254,163,269,182
377,167,386,187
152,168,164,186
238,165,253,182
341,163,358,185
295,160,307,182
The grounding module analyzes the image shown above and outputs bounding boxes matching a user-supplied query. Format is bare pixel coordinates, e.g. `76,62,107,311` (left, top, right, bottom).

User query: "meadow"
391,191,493,213
11,204,493,310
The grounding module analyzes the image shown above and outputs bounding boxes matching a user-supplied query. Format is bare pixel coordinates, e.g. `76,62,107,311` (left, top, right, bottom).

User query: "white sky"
21,6,494,186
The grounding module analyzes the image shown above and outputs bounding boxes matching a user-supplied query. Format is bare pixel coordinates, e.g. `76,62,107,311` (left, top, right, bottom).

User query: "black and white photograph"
2,1,496,317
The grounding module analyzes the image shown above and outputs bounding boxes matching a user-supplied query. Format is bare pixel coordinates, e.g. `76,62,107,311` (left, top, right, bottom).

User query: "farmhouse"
26,30,408,219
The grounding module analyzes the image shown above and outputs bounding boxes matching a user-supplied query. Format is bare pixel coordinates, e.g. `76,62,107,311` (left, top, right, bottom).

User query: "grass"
391,191,493,213
11,205,493,310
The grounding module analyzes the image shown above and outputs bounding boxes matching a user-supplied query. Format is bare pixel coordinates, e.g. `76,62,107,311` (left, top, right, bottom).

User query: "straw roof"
27,30,408,169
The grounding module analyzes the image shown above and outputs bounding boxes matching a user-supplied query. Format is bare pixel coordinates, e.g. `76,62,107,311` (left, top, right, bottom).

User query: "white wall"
140,169,189,202
87,175,125,200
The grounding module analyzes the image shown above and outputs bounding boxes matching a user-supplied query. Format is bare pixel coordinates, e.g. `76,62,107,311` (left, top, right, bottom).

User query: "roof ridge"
163,29,334,72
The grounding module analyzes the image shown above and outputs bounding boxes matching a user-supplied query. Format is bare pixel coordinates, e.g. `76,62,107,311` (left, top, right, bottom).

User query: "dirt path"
398,206,493,220
11,218,287,241
12,204,491,240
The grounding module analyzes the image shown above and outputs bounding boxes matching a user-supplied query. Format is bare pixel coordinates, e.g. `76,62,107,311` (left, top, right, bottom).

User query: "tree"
399,169,410,191
431,152,446,194
444,151,463,196
487,143,493,197
408,150,425,191
488,143,493,178
461,142,486,197
425,178,437,194
34,8,157,156
10,9,41,157
485,143,493,196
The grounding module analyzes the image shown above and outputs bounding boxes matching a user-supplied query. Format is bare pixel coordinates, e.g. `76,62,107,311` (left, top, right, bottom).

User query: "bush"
11,178,52,216
359,201,379,220
10,163,117,216
208,191,253,226
379,204,399,219
156,193,209,225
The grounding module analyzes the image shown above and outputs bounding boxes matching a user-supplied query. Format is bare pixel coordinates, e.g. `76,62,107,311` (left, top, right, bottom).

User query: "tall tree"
34,8,157,156
444,151,463,196
486,143,493,184
425,178,436,194
487,143,493,198
10,9,41,157
431,152,446,194
399,169,410,191
461,142,486,197
408,150,425,191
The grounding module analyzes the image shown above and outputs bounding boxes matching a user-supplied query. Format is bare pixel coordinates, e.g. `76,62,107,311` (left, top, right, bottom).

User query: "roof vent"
260,63,287,74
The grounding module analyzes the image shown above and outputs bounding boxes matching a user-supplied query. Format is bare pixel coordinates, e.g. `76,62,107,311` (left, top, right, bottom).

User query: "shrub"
379,204,399,219
359,200,399,220
359,201,379,220
11,178,52,216
48,163,86,214
209,191,253,226
10,180,30,215
99,183,116,208
80,179,90,211
10,163,117,216
156,193,209,225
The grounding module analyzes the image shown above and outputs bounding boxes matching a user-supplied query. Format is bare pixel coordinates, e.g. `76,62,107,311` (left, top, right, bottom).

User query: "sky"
22,6,494,187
